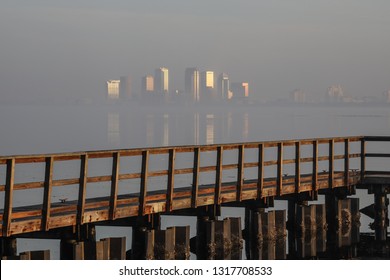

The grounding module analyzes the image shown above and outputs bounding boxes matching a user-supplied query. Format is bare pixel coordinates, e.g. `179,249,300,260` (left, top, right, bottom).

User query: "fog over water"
1,104,390,156
1,104,389,259
1,1,389,260
1,1,390,103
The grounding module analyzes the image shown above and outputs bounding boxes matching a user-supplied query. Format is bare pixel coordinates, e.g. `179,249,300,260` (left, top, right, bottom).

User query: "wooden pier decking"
0,136,389,238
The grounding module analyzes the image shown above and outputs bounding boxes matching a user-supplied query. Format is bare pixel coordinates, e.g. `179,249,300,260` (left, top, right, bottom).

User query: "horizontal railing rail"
0,135,386,237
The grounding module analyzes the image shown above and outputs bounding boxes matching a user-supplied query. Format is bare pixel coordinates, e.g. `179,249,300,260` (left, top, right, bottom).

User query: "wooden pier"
0,136,389,259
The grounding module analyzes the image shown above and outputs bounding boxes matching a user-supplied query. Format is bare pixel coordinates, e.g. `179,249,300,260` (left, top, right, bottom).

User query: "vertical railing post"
139,151,149,216
277,142,283,196
344,139,350,186
3,159,15,237
42,156,54,231
166,149,176,212
109,152,120,220
312,141,318,192
237,145,244,201
257,143,264,200
77,154,88,225
191,148,200,208
215,146,223,205
295,142,301,194
361,138,366,182
329,139,334,188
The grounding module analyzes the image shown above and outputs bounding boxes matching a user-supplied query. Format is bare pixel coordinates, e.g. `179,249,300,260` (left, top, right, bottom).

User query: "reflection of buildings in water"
222,112,233,141
107,113,120,146
146,114,154,146
242,113,249,141
206,114,215,145
194,113,199,145
387,114,390,131
163,114,169,146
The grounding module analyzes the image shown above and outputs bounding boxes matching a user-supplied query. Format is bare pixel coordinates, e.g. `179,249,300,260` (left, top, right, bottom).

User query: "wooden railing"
1,135,387,237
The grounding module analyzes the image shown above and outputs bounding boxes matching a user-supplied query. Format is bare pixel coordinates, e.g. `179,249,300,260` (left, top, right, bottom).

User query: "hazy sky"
1,0,389,102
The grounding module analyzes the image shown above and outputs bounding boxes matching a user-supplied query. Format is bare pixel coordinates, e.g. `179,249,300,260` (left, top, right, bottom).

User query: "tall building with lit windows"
141,75,154,95
231,82,249,99
200,71,216,101
185,67,200,102
218,73,230,99
154,67,169,94
106,80,120,100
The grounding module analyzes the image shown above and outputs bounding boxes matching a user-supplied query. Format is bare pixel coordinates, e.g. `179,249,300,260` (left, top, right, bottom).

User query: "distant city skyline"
107,66,390,104
106,65,253,103
1,1,389,104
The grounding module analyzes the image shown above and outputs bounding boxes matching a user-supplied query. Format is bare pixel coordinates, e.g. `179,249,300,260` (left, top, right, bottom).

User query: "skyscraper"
141,75,154,95
326,85,344,103
231,82,249,99
200,71,216,101
289,89,305,103
119,76,132,99
218,73,230,99
185,67,200,102
154,67,169,95
106,80,120,100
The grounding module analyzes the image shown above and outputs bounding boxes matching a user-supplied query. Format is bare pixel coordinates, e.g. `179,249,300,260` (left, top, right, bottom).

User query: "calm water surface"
1,104,389,259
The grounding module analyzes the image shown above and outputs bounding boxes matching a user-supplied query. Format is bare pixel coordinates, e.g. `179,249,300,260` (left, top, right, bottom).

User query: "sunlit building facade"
141,75,154,95
218,73,230,100
200,71,216,101
231,82,249,99
106,80,120,100
154,67,169,94
185,67,200,102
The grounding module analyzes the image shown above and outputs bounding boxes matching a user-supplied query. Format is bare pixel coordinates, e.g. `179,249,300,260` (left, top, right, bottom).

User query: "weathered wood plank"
277,143,283,196
11,156,46,164
223,163,239,170
139,151,149,216
295,142,300,193
364,136,390,141
42,157,54,231
329,139,334,188
148,170,169,177
77,154,88,224
257,143,264,200
361,138,366,181
237,145,244,201
118,173,141,180
3,159,15,237
109,152,120,220
243,162,258,168
166,149,175,212
344,139,350,187
264,160,278,167
87,175,112,184
52,178,80,187
191,147,200,208
365,153,390,158
12,181,44,191
199,166,217,173
215,146,223,205
174,167,193,175
312,141,318,192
